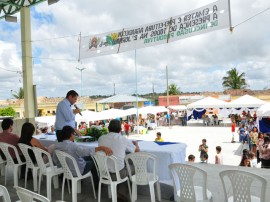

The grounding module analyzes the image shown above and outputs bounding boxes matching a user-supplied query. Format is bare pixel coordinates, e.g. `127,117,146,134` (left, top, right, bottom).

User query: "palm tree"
167,83,181,95
12,87,24,99
222,68,248,89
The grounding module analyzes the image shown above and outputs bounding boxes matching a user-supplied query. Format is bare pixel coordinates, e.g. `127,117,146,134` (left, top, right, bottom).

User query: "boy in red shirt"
231,120,236,143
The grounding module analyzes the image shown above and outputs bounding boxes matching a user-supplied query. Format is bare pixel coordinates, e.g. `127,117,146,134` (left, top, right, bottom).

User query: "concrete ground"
1,124,250,202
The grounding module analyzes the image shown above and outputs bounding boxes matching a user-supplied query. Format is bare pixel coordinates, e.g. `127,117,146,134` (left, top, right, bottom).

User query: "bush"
0,107,16,117
86,127,108,141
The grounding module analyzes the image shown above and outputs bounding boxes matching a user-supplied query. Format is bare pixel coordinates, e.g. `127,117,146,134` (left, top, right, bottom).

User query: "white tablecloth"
35,134,187,183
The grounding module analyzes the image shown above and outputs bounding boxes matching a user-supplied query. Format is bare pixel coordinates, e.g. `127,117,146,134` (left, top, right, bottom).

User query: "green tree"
0,107,16,117
12,87,24,99
222,68,248,89
167,83,181,95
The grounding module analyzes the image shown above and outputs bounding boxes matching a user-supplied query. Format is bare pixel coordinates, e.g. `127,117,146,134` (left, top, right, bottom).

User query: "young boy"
155,132,164,142
215,146,223,165
188,154,195,162
201,153,208,163
199,139,208,162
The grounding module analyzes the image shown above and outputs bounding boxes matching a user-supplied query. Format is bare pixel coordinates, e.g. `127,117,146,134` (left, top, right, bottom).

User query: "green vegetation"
0,107,16,117
222,68,248,89
12,87,24,99
168,83,181,95
86,127,108,141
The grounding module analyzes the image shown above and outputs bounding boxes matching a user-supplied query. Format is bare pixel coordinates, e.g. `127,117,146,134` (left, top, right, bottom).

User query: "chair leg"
38,173,42,194
47,176,52,201
108,185,112,198
13,166,18,186
149,183,156,202
156,181,161,201
4,165,8,185
33,168,39,192
111,183,117,202
77,180,81,193
127,180,132,201
61,177,66,201
72,180,77,202
132,183,137,202
90,174,96,199
98,182,102,202
53,175,59,189
24,166,29,189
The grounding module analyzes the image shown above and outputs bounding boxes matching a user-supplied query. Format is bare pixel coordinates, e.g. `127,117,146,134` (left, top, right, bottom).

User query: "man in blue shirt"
52,125,112,188
55,90,81,142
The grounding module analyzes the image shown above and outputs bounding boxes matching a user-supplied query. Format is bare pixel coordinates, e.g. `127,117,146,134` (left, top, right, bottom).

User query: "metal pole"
166,65,169,106
135,49,139,135
76,67,86,110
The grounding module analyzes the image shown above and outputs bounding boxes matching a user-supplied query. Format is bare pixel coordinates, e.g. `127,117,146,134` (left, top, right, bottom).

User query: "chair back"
0,143,23,165
93,151,120,182
18,143,36,168
169,163,208,202
32,147,54,173
0,185,11,202
219,170,267,202
55,150,82,178
125,152,157,185
14,186,50,202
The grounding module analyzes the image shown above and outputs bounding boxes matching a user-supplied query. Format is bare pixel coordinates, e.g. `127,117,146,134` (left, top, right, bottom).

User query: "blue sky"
0,0,270,100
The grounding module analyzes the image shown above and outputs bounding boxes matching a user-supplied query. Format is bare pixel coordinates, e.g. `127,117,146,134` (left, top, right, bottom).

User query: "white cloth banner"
80,0,230,58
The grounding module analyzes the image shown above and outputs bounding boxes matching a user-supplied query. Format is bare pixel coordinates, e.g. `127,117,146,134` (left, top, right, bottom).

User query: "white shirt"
98,132,136,172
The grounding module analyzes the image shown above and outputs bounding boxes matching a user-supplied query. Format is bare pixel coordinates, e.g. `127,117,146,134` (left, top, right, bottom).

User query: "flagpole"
228,0,233,32
135,49,139,135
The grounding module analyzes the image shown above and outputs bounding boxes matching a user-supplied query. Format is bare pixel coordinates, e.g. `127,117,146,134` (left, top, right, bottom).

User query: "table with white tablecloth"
35,134,186,183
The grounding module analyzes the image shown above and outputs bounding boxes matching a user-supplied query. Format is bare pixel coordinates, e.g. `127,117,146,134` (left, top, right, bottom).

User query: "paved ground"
129,125,248,166
1,124,248,202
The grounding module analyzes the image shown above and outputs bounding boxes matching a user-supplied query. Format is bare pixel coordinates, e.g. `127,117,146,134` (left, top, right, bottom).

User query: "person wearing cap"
55,90,82,142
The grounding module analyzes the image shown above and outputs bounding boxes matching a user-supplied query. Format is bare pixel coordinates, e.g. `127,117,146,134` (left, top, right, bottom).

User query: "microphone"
74,104,82,116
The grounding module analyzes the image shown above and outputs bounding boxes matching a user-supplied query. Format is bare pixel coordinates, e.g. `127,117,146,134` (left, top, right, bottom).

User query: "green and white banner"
80,0,230,59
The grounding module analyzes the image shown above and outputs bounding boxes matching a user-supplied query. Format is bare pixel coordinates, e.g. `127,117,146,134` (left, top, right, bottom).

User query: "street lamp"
76,67,86,110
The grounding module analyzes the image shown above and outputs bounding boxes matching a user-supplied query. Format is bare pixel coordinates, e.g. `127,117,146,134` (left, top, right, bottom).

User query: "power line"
232,7,270,30
0,66,22,73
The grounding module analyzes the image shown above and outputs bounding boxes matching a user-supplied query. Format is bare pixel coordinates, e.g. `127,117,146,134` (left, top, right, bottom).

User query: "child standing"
199,139,208,162
231,120,236,143
215,146,223,165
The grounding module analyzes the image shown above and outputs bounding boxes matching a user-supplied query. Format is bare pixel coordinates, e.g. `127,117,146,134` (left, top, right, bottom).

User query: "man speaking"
55,90,82,142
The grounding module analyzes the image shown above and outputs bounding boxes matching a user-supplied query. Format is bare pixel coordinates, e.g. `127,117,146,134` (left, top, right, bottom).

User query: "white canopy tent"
187,96,228,109
257,103,270,117
226,94,266,108
168,105,187,110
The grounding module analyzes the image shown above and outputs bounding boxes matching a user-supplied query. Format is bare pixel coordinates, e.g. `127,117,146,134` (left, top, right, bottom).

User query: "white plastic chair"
125,152,161,202
219,170,267,202
0,185,11,202
18,143,39,191
14,186,50,202
93,151,131,202
0,142,26,186
55,150,96,202
169,163,213,202
0,154,6,176
32,147,63,201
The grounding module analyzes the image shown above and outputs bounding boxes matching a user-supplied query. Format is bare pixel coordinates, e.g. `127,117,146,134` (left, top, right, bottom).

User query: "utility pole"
113,83,115,95
166,65,169,107
152,83,155,105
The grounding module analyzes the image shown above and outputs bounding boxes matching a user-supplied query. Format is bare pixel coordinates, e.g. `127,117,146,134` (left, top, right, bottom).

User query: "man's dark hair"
156,132,161,136
1,118,13,130
216,146,221,152
62,125,75,140
202,153,208,160
108,119,121,133
202,139,206,143
66,90,79,98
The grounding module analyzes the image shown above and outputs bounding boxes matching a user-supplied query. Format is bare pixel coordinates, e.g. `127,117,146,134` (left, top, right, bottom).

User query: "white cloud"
0,0,270,100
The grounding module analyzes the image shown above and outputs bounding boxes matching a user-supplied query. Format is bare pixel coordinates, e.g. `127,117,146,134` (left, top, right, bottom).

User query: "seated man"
98,119,140,202
0,118,21,161
52,125,112,187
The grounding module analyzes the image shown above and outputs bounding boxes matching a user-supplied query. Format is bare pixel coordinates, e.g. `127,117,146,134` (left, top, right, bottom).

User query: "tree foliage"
0,107,16,117
222,68,248,89
167,83,181,95
12,87,24,99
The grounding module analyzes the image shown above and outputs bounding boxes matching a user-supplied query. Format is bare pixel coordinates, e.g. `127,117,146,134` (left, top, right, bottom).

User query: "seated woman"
18,122,48,163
